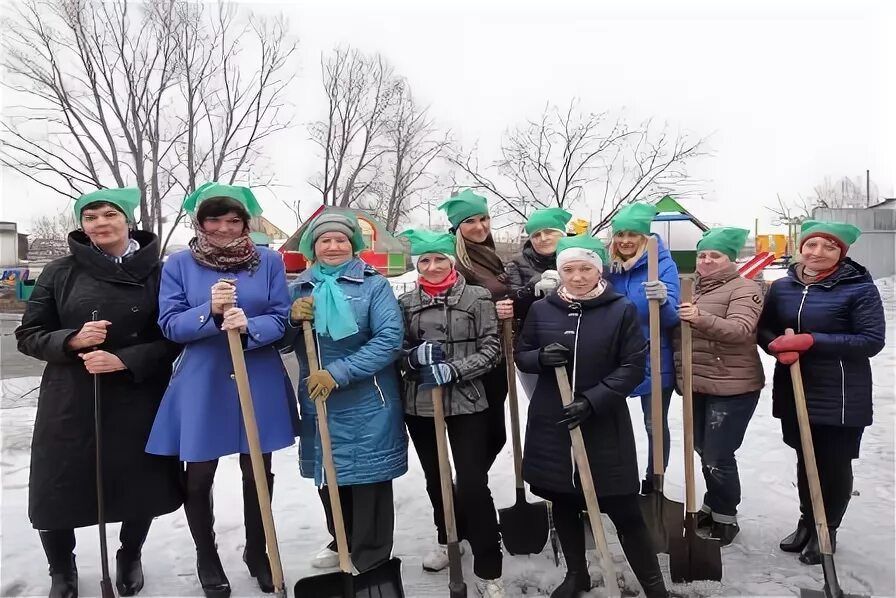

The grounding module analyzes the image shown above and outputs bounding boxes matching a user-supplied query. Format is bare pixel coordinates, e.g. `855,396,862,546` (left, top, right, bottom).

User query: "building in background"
813,202,896,279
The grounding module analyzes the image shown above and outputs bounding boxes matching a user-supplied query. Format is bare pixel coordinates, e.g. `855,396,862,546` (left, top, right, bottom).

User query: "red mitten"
769,333,814,354
776,351,801,365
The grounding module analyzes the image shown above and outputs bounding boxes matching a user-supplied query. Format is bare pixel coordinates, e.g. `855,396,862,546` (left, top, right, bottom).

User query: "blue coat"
146,248,298,462
288,258,408,487
605,234,680,396
757,259,885,427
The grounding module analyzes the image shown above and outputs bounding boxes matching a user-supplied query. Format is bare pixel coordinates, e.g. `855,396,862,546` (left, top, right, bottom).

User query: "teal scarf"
310,261,360,341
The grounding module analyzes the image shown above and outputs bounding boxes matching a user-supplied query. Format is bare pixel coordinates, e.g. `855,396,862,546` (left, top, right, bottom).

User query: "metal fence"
812,208,896,279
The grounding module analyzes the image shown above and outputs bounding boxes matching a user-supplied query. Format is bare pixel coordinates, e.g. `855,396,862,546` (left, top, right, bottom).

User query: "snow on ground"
1,277,893,597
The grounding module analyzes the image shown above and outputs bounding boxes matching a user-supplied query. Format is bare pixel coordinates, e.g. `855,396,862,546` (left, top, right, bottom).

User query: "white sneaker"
422,543,464,572
311,545,339,569
475,576,505,597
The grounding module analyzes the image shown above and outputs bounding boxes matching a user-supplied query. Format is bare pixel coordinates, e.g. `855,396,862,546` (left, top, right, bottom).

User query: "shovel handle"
503,321,525,490
680,277,697,514
786,328,835,556
223,297,285,593
432,387,463,547
303,321,353,575
555,367,622,598
646,236,664,483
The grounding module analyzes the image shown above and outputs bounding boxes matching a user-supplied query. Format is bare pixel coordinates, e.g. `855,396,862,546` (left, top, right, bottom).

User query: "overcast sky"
1,0,893,242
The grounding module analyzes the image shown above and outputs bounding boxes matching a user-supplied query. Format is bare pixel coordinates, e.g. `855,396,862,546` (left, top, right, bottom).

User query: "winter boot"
640,478,654,496
243,475,275,593
695,507,713,531
116,518,151,596
779,516,812,553
799,528,837,566
40,530,78,598
619,526,669,598
422,543,465,572
474,576,505,598
311,545,340,569
709,521,740,547
550,569,590,598
185,487,230,598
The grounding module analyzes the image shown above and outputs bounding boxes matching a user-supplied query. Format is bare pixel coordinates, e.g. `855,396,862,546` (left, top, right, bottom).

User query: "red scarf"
419,268,458,297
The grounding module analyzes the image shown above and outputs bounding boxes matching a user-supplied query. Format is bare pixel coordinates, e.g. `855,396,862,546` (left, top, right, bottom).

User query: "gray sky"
2,0,893,242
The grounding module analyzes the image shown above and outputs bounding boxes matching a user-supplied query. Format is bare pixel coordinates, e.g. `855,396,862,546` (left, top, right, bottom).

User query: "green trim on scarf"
310,261,360,341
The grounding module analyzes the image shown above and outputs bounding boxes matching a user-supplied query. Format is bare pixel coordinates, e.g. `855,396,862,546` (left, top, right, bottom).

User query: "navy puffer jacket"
757,259,885,427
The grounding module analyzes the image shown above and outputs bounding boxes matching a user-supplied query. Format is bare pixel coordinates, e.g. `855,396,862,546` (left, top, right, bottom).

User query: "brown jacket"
674,265,765,396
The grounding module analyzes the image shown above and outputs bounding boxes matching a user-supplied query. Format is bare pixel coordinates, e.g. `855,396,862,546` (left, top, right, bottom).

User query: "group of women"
16,185,885,598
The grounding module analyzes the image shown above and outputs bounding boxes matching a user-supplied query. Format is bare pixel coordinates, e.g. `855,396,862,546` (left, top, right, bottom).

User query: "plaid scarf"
189,227,260,273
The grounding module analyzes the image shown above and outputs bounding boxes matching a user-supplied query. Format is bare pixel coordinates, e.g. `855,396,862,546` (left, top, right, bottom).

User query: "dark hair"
80,201,125,220
196,197,251,227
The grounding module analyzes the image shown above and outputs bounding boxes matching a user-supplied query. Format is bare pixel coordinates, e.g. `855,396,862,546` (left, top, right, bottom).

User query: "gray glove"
643,280,668,304
534,270,561,297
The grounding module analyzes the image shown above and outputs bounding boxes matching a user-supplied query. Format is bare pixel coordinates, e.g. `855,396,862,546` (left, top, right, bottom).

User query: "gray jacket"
398,274,501,417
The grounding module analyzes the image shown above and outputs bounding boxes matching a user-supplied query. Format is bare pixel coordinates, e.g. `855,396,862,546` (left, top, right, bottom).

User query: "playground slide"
738,252,776,280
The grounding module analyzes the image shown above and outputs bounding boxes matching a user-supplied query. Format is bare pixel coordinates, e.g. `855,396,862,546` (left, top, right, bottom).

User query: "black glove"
539,342,570,367
558,395,593,430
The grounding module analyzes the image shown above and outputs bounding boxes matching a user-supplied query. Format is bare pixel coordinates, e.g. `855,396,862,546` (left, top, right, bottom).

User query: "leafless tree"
29,212,77,245
810,175,879,209
1,0,296,254
766,193,811,226
308,47,400,208
447,99,707,230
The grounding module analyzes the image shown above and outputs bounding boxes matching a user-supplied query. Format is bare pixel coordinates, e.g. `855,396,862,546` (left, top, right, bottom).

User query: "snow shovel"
786,329,867,598
638,236,684,554
431,386,468,598
555,367,623,598
221,286,287,598
294,321,405,598
669,278,723,583
91,310,116,598
498,320,551,556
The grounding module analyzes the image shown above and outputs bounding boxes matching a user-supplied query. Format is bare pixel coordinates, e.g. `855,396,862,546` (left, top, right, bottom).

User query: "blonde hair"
609,232,648,264
454,233,474,270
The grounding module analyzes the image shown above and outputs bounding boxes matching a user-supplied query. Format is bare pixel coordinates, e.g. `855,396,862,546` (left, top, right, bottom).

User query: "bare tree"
810,175,879,209
29,212,77,246
447,99,707,229
766,193,811,226
1,0,296,254
308,47,400,208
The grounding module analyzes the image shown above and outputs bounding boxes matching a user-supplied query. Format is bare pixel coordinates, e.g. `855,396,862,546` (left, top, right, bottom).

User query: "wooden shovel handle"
303,321,353,574
646,236,664,481
786,328,835,555
555,367,621,598
222,291,285,593
679,277,697,514
431,387,460,544
503,321,525,490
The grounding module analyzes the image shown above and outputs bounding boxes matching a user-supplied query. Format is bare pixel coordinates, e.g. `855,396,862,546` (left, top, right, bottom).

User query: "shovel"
786,329,867,598
638,236,685,554
294,321,405,598
91,310,116,598
555,367,623,598
497,320,551,556
669,277,723,582
221,288,287,598
431,386,468,598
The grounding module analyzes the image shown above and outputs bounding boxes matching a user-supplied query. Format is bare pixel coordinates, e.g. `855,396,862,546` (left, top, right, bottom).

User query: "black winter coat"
515,285,647,497
757,258,885,428
16,231,184,530
505,242,557,327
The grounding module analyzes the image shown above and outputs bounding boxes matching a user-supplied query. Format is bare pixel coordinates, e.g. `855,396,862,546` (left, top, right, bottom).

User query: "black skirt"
780,418,864,460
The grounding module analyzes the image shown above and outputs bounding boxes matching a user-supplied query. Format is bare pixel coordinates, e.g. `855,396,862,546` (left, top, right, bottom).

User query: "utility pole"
866,169,871,207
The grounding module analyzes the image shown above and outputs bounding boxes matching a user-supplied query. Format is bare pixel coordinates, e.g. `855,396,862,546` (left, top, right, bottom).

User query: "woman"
397,229,504,597
605,202,680,493
758,220,885,565
515,234,669,598
146,182,297,597
438,190,512,467
16,188,183,598
287,210,407,574
674,227,764,546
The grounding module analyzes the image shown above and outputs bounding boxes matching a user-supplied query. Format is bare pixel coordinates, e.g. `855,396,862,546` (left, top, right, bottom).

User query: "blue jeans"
640,387,674,479
693,390,760,521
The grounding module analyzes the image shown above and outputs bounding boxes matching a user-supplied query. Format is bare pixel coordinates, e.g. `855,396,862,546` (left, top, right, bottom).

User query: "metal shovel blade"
798,554,869,598
669,514,722,582
293,557,405,598
499,488,550,555
638,485,684,554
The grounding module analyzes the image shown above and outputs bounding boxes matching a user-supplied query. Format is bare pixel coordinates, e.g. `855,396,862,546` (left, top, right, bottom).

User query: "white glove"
643,280,668,304
534,270,561,297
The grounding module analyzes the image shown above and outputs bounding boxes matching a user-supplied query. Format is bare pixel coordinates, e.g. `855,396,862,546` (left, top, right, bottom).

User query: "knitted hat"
799,220,861,256
438,190,489,229
611,202,657,235
525,207,572,235
556,234,608,271
298,210,366,259
696,227,750,261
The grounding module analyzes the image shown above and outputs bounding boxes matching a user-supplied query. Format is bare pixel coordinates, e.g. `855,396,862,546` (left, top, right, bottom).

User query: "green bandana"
73,188,141,222
438,190,489,229
525,207,572,235
799,220,862,247
696,227,750,261
399,229,456,256
611,202,657,235
182,182,264,217
556,234,609,264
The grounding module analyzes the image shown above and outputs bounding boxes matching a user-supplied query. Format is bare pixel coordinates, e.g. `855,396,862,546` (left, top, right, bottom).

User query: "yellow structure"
756,234,790,258
569,218,590,235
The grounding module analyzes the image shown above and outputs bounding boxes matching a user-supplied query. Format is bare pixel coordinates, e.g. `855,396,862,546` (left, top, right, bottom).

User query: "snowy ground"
1,277,893,598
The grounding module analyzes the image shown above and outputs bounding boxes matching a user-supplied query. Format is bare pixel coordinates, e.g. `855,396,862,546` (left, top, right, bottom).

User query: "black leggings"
185,453,272,489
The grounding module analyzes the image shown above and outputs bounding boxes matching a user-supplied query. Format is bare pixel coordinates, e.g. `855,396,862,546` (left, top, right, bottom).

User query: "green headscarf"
182,182,264,217
525,207,572,235
611,202,657,235
799,220,862,251
73,188,141,222
556,234,609,265
399,229,456,257
438,190,489,229
696,227,750,261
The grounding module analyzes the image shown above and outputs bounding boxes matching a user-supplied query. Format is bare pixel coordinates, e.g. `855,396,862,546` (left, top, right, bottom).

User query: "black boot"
185,485,231,598
640,478,654,496
116,518,151,596
619,526,668,598
243,475,275,593
40,530,78,598
779,516,812,553
709,521,740,547
550,569,590,598
799,528,837,565
695,510,712,531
